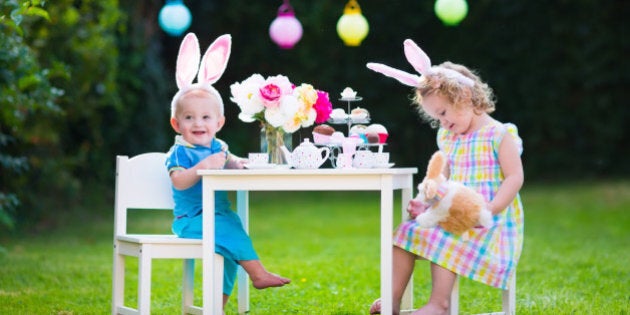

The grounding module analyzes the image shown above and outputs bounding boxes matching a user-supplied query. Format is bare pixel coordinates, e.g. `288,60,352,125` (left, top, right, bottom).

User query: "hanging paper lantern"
434,0,468,26
269,1,303,49
158,0,192,36
336,0,369,46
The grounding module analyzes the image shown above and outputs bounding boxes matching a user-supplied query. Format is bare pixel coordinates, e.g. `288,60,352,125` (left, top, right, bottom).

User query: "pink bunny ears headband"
170,33,232,117
366,39,474,88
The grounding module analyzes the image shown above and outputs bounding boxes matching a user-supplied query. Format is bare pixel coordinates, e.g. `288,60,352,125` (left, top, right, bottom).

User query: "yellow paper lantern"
336,0,369,46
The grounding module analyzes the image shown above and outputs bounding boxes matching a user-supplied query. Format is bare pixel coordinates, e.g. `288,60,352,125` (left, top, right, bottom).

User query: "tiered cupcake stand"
320,96,386,168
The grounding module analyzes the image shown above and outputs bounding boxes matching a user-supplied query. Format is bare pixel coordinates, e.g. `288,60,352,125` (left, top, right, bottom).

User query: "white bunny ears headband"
366,39,474,88
170,33,232,117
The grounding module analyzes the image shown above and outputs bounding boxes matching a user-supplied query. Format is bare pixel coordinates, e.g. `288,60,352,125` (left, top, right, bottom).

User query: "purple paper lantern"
269,1,303,49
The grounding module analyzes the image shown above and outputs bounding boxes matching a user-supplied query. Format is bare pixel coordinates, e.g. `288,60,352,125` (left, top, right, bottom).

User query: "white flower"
230,74,265,118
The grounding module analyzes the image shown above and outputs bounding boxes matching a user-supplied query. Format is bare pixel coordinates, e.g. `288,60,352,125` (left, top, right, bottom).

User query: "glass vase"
260,124,292,165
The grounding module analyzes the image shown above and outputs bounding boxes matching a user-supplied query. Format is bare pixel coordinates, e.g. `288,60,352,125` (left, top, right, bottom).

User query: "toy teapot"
281,138,330,169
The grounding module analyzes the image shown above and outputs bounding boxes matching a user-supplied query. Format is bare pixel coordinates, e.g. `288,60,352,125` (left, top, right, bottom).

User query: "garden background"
1,0,628,314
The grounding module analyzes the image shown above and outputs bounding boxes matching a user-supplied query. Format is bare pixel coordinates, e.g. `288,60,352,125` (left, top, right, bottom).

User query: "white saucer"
244,163,277,169
373,163,395,168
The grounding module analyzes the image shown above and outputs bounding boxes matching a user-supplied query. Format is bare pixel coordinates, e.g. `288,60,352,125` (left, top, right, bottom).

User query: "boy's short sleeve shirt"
165,136,231,218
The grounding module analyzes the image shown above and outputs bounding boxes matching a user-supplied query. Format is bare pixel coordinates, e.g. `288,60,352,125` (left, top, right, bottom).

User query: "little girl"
367,40,524,315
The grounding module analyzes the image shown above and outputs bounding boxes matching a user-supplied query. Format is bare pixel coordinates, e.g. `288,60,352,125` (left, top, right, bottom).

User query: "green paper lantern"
434,0,468,26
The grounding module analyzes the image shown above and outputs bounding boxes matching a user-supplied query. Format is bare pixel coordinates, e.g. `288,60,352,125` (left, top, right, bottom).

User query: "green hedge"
1,0,627,231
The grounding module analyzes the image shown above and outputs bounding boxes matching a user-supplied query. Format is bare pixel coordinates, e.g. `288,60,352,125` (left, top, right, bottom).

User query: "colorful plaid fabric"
393,122,524,289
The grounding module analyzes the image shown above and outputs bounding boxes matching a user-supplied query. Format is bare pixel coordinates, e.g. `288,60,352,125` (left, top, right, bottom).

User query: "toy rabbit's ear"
426,151,446,179
175,33,201,90
366,62,421,87
403,39,432,76
198,34,232,85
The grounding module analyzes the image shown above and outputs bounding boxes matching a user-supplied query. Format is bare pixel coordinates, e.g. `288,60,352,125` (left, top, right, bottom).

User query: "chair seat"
116,234,204,259
117,234,202,245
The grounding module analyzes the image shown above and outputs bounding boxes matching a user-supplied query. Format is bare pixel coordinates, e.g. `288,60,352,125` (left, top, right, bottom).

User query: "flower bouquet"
230,74,333,164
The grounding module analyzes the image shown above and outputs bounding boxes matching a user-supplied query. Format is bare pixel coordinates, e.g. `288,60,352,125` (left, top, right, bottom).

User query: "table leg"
380,179,394,315
400,183,414,312
236,190,250,314
202,183,221,315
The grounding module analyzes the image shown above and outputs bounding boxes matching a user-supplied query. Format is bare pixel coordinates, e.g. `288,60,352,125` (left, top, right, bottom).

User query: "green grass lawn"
1,181,629,314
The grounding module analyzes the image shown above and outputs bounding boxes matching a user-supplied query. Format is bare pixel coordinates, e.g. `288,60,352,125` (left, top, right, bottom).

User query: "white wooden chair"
112,153,225,315
448,274,516,315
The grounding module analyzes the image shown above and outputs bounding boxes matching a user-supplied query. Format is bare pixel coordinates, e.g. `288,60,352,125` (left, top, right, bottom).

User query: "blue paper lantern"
158,0,192,36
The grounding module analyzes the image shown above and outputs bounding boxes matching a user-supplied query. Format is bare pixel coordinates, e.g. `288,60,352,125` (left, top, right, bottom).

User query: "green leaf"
25,6,49,21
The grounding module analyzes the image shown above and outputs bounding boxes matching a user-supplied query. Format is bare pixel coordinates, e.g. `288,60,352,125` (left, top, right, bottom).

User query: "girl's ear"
170,117,181,133
198,34,232,85
175,33,201,90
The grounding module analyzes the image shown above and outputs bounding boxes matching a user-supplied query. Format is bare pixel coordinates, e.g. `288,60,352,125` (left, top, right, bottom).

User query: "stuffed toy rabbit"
414,151,493,235
170,33,232,118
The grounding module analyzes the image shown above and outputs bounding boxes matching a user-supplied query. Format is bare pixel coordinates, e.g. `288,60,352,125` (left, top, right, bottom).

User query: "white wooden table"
198,167,418,315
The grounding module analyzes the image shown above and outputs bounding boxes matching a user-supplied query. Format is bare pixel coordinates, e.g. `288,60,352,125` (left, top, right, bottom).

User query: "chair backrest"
114,153,174,235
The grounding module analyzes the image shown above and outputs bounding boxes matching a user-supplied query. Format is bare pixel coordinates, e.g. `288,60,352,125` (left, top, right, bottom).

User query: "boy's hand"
407,199,429,219
225,155,247,169
198,152,228,169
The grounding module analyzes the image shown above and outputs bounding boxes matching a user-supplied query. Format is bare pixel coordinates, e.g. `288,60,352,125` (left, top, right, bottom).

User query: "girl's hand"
407,199,429,219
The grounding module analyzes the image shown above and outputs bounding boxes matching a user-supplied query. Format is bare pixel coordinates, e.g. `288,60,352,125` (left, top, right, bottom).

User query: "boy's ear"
216,116,226,132
170,117,180,133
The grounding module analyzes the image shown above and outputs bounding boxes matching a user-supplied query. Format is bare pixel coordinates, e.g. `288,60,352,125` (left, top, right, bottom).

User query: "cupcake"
366,132,380,144
350,107,369,121
330,131,345,145
312,124,335,144
340,87,357,100
329,108,348,121
366,123,388,143
313,124,335,136
349,124,368,143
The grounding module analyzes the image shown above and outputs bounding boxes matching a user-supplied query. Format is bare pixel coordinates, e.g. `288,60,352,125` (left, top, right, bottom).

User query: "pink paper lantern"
269,1,303,49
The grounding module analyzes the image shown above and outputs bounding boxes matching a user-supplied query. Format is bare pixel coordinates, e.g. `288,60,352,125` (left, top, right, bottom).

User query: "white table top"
198,167,417,175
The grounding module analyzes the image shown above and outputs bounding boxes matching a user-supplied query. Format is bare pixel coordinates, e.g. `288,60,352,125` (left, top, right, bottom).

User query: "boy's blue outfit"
166,136,258,295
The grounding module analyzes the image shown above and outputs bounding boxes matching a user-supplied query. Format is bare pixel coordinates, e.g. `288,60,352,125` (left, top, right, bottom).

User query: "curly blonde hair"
412,62,496,128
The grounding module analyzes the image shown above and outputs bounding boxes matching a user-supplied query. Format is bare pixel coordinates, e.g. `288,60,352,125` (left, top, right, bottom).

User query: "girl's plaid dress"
393,122,524,289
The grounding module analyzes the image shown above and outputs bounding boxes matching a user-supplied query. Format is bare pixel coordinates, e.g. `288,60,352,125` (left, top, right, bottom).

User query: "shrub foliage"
1,0,628,231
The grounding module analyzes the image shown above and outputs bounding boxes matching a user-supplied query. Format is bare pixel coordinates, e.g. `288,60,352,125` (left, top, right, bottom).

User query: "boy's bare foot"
251,272,290,289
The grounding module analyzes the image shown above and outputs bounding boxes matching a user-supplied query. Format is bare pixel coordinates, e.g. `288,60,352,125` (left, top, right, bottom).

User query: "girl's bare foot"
369,298,381,314
411,302,448,315
251,272,290,289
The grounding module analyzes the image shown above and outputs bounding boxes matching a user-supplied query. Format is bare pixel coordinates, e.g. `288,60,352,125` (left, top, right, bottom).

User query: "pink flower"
313,90,332,124
259,84,282,108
